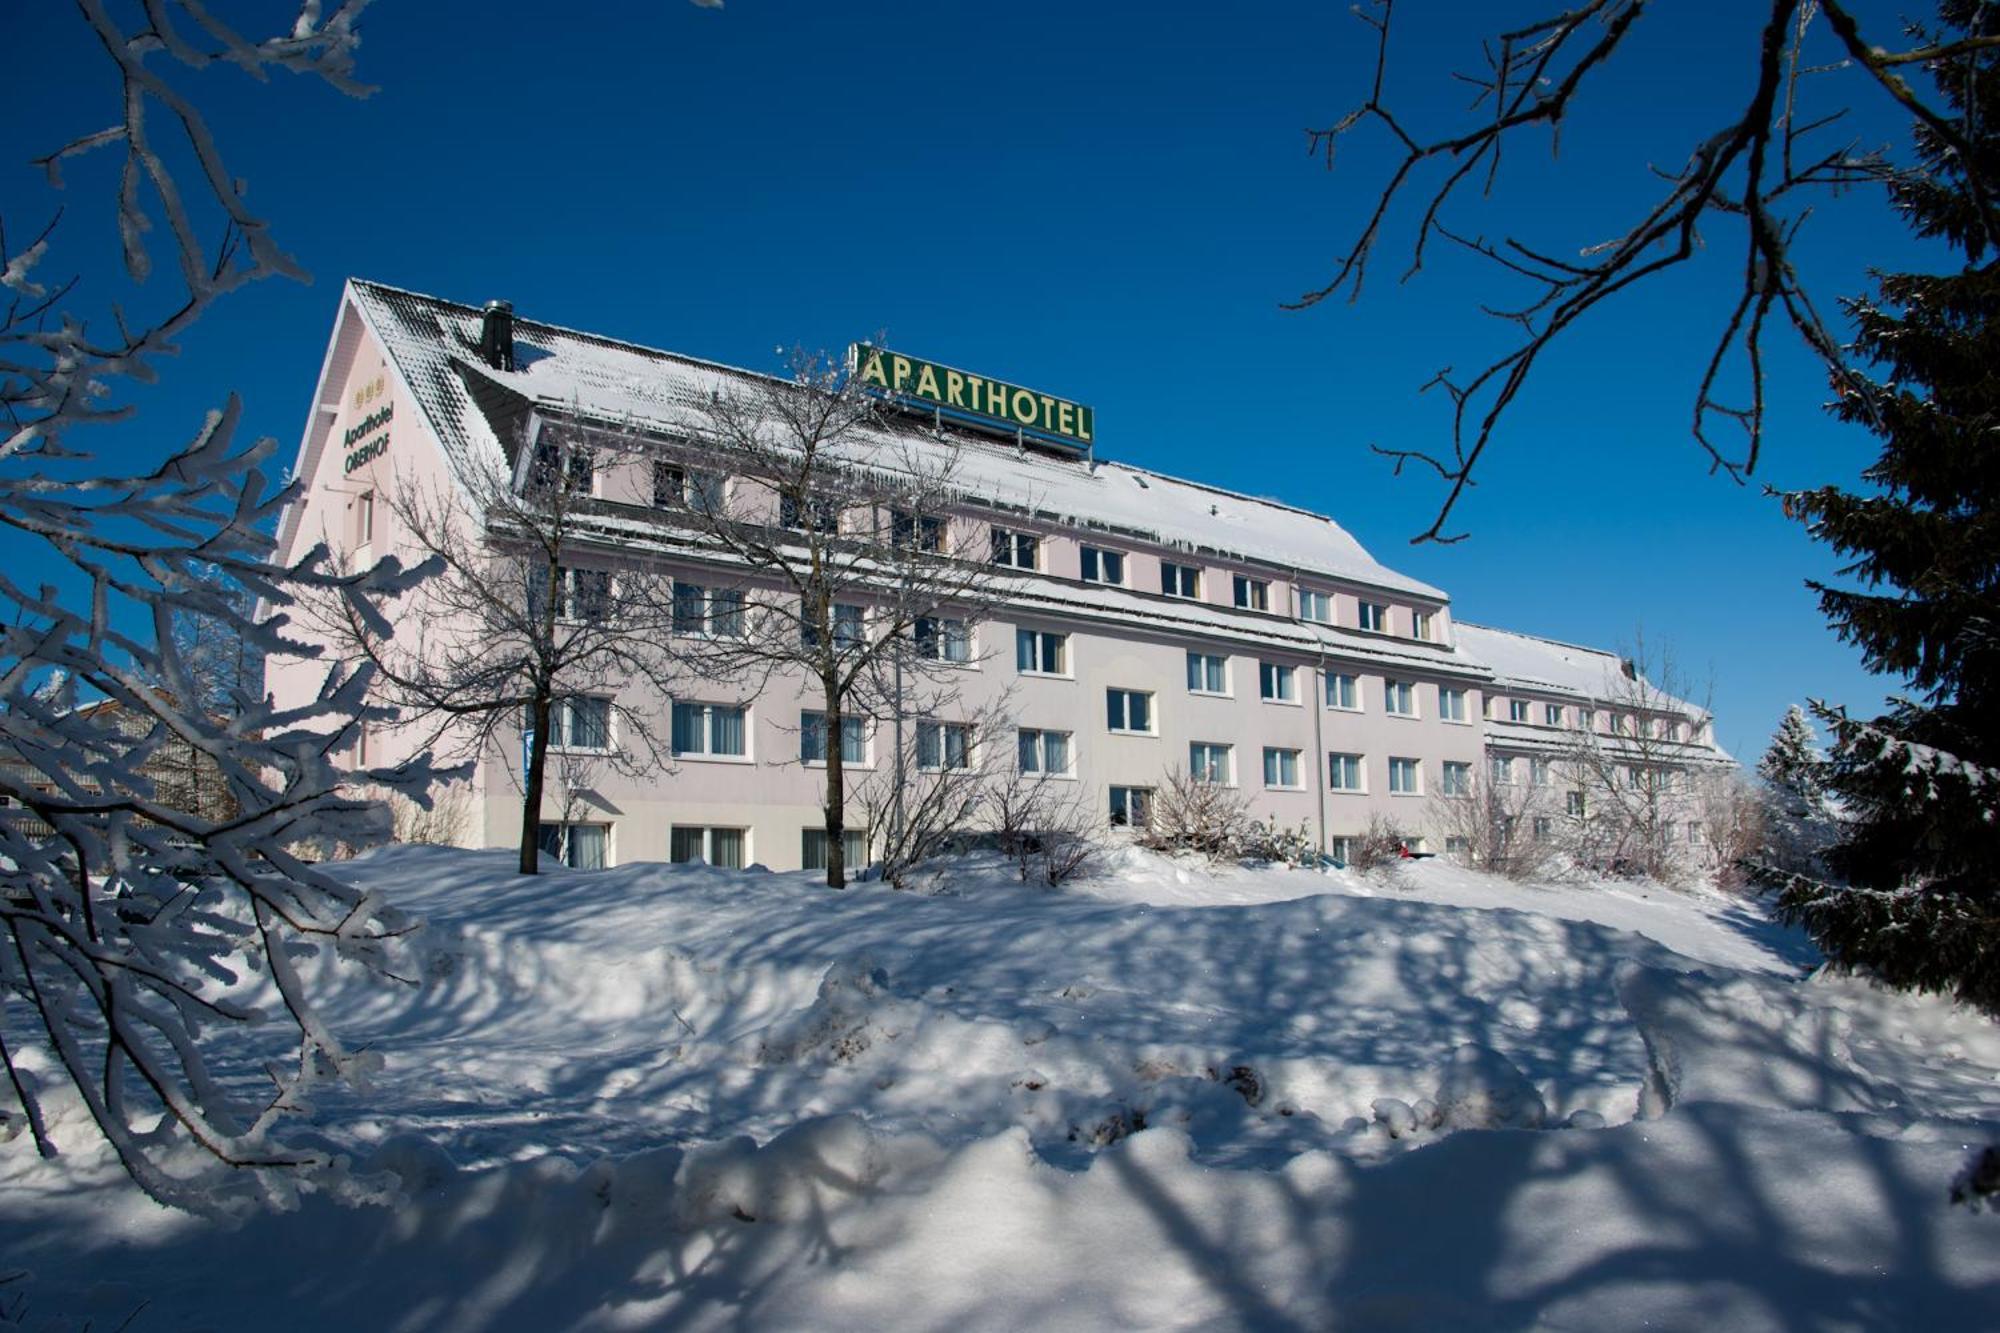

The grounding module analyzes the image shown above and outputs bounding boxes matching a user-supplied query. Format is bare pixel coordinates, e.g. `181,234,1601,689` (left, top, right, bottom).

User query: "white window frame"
671,701,750,761
1017,627,1069,677
1161,561,1202,599
1439,686,1468,723
1508,699,1531,723
547,696,615,754
1297,588,1333,623
914,615,973,664
1325,672,1360,711
1189,741,1233,787
1412,610,1434,641
1263,746,1302,790
1258,661,1299,704
538,821,609,870
1106,687,1155,735
1108,785,1154,828
1186,650,1229,696
355,489,374,546
800,710,869,767
672,582,745,638
915,720,974,772
1544,703,1565,728
1080,545,1126,586
1233,575,1270,611
670,825,747,869
1017,727,1074,777
991,528,1040,570
1328,752,1366,793
1384,679,1418,718
1491,755,1516,786
1441,760,1473,797
1388,756,1422,796
1358,601,1388,633
801,827,869,873
1531,757,1552,787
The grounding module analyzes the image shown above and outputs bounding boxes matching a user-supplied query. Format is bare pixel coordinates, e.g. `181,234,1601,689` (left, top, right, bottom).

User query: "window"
914,616,971,663
1263,747,1301,789
1108,785,1154,827
1530,757,1551,787
1298,589,1332,623
1445,835,1472,857
1384,680,1417,717
1017,728,1072,776
1665,719,1683,742
801,711,867,765
892,510,945,553
672,583,743,637
1259,662,1298,703
670,826,745,869
1533,817,1554,843
801,828,868,873
1328,752,1365,792
1358,601,1387,632
547,696,613,751
531,440,593,496
916,721,972,771
1412,610,1434,641
1500,699,1527,722
671,702,747,758
1325,672,1359,710
1607,714,1626,735
653,462,724,512
1388,757,1421,795
991,528,1039,569
1080,545,1125,585
1233,575,1270,611
1439,686,1468,723
1491,755,1516,785
1017,628,1068,676
537,822,607,870
1106,688,1154,734
1329,836,1354,865
1688,822,1702,846
779,494,838,534
356,490,374,546
803,601,865,649
1441,761,1473,797
1189,741,1233,785
1568,791,1587,817
1544,703,1564,728
1578,708,1595,731
1187,651,1228,695
1161,562,1202,599
536,566,613,623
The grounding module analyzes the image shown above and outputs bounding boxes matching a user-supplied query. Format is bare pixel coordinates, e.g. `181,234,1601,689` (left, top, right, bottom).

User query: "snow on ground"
3,846,1996,1329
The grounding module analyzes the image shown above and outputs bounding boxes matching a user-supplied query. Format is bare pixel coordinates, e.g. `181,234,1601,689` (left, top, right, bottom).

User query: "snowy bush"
1241,816,1322,869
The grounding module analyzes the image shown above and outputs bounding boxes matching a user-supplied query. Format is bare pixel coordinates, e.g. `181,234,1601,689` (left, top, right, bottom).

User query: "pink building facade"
269,280,1730,871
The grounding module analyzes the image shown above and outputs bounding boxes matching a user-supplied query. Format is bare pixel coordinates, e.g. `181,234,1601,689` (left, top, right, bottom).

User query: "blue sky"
2,1,1945,759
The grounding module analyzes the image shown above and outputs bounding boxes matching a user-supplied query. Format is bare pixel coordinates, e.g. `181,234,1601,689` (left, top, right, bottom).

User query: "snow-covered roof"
346,279,1445,601
1455,622,1706,719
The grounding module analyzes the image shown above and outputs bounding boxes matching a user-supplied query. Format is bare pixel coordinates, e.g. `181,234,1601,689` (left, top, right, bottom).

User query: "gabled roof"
344,279,1446,601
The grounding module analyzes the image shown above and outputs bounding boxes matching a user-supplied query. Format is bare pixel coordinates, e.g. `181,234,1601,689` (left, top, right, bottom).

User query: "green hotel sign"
852,344,1094,450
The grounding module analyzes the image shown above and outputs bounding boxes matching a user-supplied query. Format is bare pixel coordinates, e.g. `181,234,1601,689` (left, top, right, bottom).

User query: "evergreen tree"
1757,705,1835,876
1766,1,2000,1011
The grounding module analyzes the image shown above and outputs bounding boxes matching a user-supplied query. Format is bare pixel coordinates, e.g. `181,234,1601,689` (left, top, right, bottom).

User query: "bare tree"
1139,765,1254,861
1429,770,1559,880
1556,639,1722,882
668,351,1003,888
1299,0,2000,541
306,430,682,874
853,699,1013,889
991,771,1104,887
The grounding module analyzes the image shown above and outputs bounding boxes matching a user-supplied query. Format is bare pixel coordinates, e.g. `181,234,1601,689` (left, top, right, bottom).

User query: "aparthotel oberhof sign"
851,344,1094,451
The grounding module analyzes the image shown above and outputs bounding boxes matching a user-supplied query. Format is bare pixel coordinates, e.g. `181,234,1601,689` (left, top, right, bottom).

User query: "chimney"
479,299,515,371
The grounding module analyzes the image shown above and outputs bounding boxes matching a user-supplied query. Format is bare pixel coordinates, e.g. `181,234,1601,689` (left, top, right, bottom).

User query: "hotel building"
269,280,1730,871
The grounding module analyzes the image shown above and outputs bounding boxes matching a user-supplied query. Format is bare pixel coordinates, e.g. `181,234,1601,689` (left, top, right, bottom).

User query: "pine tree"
1757,704,1836,876
1766,1,2000,1011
